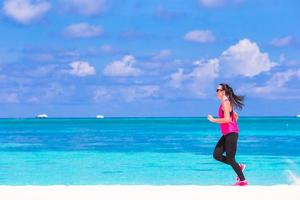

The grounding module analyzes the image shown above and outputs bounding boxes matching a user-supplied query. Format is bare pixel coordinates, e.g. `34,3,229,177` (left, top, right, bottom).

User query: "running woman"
207,83,248,186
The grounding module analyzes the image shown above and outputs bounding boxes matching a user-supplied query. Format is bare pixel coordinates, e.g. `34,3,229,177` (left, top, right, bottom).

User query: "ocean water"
0,117,299,185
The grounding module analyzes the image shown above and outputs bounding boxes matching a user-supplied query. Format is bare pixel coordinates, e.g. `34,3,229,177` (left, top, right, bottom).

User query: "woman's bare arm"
207,101,231,123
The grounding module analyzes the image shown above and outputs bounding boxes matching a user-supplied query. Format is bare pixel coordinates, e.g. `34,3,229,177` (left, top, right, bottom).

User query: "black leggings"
213,133,245,181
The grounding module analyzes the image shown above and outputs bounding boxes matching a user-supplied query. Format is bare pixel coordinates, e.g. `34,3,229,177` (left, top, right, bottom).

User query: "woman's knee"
213,151,221,161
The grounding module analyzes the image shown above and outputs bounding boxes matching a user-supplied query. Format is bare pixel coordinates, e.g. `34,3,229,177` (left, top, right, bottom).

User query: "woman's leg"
213,136,227,163
225,133,245,181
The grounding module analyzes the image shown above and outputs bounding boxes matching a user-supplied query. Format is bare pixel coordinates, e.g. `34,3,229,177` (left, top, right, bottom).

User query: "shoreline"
0,185,299,200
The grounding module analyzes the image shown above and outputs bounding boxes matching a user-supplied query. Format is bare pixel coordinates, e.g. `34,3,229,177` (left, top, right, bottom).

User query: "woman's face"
216,85,225,99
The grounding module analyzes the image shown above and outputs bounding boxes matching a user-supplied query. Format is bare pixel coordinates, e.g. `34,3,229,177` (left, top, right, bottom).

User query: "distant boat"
96,115,104,119
36,114,48,119
297,114,300,118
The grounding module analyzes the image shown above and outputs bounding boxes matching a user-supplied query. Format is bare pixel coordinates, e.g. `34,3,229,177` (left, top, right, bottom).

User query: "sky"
0,0,300,117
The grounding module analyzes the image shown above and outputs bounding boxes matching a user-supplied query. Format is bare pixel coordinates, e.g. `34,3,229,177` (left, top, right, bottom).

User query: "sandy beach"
1,185,299,200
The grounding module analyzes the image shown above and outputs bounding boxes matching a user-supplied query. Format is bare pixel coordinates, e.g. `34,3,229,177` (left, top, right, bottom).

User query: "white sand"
0,185,299,200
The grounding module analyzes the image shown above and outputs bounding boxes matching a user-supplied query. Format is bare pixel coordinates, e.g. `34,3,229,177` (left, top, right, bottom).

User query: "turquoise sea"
0,117,299,185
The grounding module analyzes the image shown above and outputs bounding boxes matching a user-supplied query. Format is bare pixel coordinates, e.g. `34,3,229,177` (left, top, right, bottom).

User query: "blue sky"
0,0,300,117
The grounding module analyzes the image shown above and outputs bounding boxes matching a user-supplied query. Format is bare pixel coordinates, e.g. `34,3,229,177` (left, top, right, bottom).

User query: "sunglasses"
216,89,223,92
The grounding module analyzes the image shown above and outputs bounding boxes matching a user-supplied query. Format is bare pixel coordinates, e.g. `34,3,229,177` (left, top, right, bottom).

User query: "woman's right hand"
207,115,215,123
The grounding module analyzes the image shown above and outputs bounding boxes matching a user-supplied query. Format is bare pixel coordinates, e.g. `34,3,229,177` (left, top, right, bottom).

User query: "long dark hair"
219,83,245,110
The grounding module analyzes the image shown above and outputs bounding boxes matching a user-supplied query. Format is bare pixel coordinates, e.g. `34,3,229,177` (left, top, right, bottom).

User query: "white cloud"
188,59,219,97
270,36,293,47
199,0,245,8
64,23,103,38
168,38,277,97
122,85,160,102
279,54,299,67
3,0,51,24
169,59,219,97
267,70,297,88
103,55,142,77
69,61,96,77
253,68,300,95
219,39,277,77
169,68,187,88
184,30,215,43
236,68,300,98
60,0,106,16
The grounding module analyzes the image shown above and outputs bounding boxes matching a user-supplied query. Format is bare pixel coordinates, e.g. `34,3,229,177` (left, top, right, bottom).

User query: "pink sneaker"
233,180,248,186
236,164,246,181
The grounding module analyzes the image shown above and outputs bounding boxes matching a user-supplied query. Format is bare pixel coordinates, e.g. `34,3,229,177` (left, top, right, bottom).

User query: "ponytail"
219,83,245,110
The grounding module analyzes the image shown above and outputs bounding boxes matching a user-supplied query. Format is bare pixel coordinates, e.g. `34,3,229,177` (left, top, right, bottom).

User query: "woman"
207,83,248,186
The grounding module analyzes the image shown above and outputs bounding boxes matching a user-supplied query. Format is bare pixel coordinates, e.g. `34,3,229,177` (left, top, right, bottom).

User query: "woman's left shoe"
233,180,248,186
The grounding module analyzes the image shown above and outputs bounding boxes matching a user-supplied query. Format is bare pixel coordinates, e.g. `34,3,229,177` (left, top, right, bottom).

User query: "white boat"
297,114,300,118
36,114,48,118
96,115,104,119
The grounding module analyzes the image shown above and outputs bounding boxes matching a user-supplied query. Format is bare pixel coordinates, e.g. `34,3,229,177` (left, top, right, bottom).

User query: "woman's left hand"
207,115,215,123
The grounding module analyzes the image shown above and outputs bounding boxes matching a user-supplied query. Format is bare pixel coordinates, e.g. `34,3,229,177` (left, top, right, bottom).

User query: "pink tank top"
218,100,239,135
